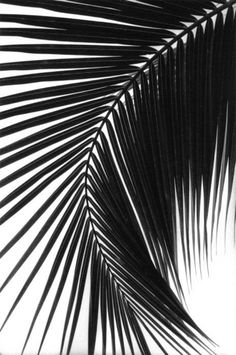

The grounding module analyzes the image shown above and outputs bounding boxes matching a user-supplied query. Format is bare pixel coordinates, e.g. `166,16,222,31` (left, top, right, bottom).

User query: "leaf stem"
83,1,235,350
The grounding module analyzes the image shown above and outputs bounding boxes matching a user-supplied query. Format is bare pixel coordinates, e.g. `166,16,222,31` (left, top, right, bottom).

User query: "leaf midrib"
82,2,235,352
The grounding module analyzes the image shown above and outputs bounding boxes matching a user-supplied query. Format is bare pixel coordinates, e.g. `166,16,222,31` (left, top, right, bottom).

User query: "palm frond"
0,1,236,354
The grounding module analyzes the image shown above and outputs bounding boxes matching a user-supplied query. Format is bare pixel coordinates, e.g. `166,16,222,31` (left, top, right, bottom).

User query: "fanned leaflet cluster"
0,1,235,354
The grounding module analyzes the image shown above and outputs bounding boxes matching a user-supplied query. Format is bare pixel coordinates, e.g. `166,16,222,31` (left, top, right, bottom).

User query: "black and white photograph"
0,1,236,354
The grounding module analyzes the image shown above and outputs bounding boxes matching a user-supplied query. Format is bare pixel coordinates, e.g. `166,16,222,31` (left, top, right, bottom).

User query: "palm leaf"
0,1,236,354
